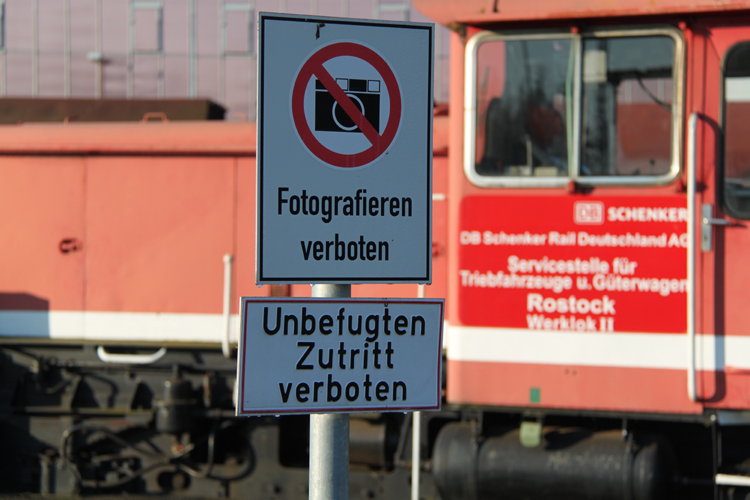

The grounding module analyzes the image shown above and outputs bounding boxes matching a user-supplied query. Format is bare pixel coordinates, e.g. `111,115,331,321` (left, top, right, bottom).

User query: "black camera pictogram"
314,78,380,133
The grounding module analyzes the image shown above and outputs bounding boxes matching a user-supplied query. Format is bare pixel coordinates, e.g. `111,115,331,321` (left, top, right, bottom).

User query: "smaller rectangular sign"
236,297,444,415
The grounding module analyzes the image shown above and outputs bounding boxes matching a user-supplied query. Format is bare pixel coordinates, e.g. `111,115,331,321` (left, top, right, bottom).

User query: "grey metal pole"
412,283,425,500
411,410,421,500
309,284,350,500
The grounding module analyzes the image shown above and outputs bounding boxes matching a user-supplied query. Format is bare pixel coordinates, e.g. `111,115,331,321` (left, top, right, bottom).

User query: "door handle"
702,204,734,252
703,217,733,226
59,238,82,253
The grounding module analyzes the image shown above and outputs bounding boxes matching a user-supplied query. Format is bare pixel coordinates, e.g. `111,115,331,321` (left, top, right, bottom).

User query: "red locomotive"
3,0,750,498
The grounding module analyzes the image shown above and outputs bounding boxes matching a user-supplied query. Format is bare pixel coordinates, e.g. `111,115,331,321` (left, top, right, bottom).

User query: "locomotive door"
695,22,750,408
0,158,86,340
84,157,236,344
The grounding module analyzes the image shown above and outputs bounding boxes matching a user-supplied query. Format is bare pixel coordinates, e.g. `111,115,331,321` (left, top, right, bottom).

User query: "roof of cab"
415,0,750,27
0,114,450,156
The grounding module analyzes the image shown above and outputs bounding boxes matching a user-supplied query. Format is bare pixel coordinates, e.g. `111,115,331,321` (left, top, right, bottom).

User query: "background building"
0,0,450,120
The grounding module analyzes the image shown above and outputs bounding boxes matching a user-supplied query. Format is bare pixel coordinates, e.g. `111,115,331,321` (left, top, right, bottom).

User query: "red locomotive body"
4,0,750,498
417,0,750,497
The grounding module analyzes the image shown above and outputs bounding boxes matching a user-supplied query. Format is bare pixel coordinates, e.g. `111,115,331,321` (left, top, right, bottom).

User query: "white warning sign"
257,13,434,284
236,297,444,415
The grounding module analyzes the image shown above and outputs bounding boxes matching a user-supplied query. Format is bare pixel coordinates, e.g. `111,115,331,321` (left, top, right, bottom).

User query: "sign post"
248,13,436,500
310,284,351,500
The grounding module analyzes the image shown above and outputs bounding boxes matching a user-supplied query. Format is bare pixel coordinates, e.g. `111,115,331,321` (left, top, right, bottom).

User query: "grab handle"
687,112,697,402
222,253,234,359
96,346,167,365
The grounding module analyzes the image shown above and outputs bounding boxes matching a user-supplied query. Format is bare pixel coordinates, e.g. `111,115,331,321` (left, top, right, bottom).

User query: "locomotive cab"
417,0,750,498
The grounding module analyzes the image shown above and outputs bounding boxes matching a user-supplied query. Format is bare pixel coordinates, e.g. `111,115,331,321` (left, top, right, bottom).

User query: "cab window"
581,35,674,177
467,29,682,186
474,37,572,178
723,42,750,219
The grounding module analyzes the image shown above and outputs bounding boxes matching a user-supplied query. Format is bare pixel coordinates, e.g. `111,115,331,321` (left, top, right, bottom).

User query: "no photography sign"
291,41,402,169
257,14,434,284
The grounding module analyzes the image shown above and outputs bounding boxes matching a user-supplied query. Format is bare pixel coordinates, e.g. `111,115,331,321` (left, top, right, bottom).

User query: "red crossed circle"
291,42,402,169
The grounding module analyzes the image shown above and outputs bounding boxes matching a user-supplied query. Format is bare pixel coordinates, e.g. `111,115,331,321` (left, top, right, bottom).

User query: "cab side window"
468,29,682,186
581,35,674,177
723,42,750,219
474,38,572,178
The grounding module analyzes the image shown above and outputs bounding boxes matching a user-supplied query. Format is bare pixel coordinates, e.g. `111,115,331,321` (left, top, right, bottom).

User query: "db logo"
460,231,482,245
574,201,604,225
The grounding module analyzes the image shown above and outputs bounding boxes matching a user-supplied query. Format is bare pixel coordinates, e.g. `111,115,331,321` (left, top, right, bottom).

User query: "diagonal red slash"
312,63,381,147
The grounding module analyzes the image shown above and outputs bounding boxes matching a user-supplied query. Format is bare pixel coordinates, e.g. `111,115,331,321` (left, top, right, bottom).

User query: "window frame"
221,3,255,57
464,26,685,188
720,41,750,220
130,1,164,55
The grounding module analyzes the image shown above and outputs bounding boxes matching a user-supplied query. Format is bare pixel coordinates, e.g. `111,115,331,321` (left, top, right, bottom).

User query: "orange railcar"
0,116,449,497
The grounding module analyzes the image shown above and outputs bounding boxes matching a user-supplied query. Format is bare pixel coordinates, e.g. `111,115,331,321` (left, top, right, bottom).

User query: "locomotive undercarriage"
0,344,442,499
0,343,744,500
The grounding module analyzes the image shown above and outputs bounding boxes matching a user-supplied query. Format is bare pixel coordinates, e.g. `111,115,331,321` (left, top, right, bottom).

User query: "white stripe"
447,326,750,371
5,312,750,371
0,310,240,344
